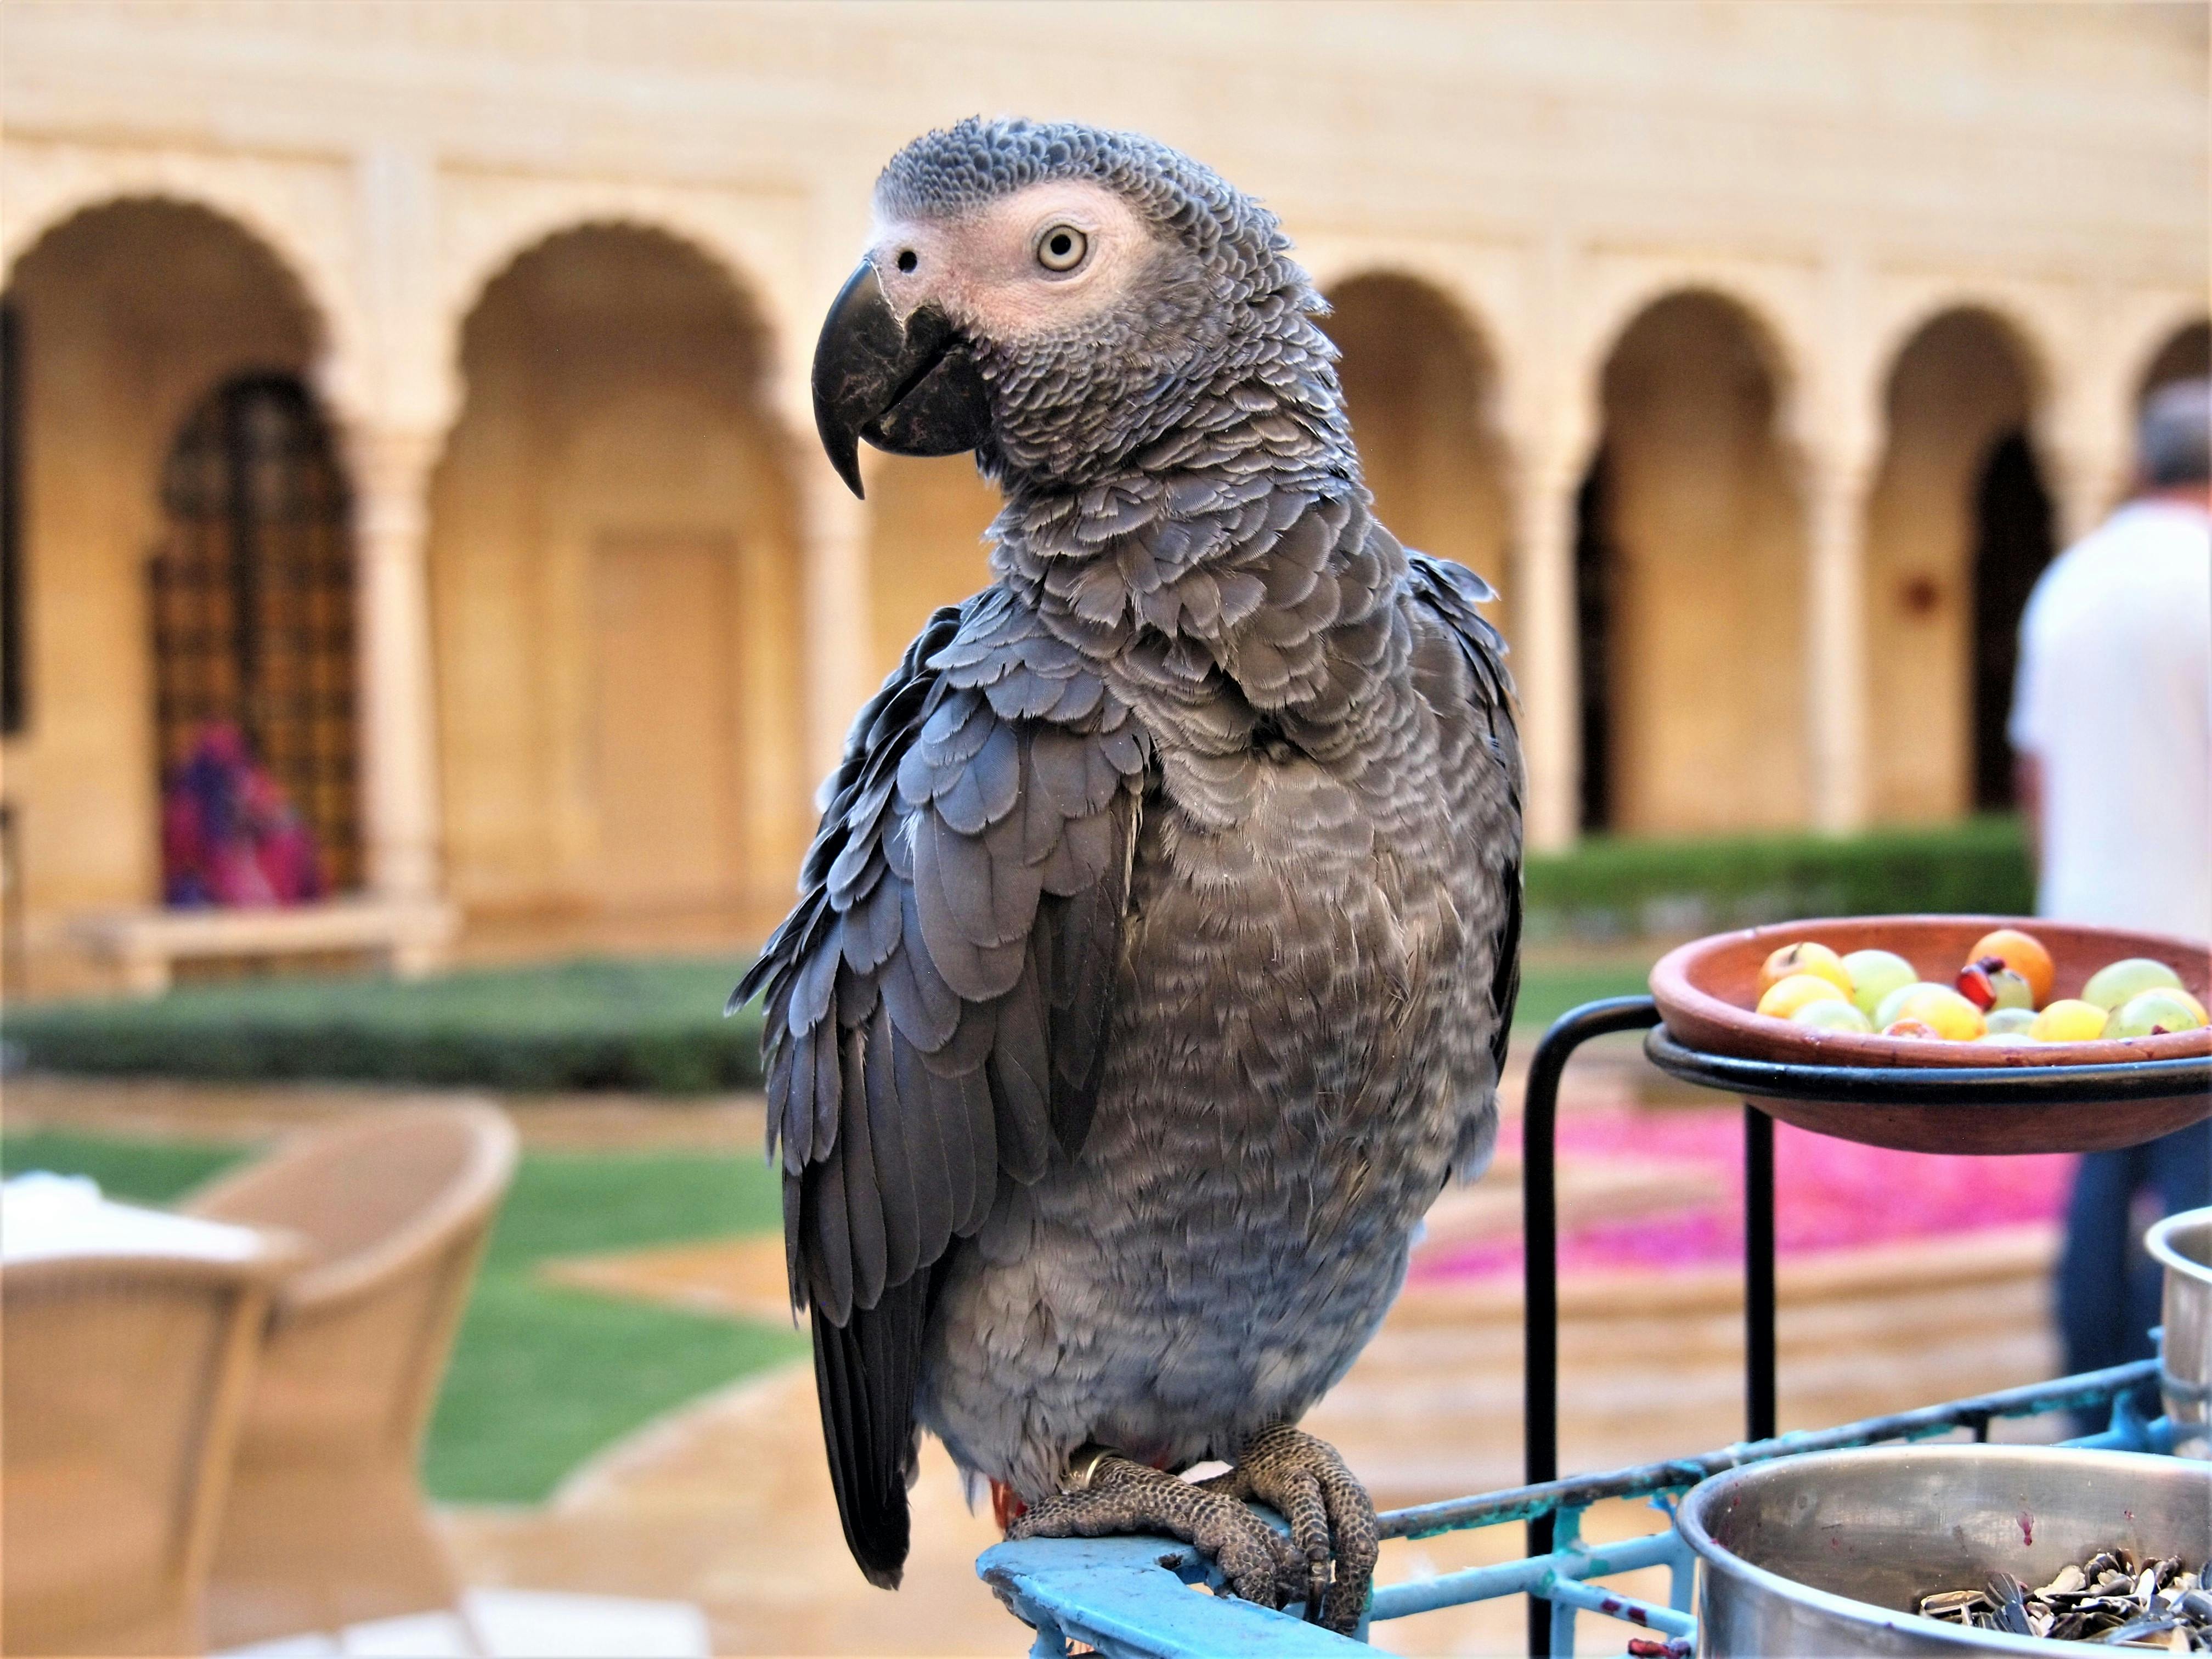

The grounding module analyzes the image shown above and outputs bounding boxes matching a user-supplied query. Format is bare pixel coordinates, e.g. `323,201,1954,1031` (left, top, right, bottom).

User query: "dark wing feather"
1404,552,1524,1082
732,595,1148,1589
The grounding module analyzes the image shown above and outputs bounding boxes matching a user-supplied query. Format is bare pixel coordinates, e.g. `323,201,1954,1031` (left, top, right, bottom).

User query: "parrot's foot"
1007,1448,1302,1611
1200,1424,1378,1634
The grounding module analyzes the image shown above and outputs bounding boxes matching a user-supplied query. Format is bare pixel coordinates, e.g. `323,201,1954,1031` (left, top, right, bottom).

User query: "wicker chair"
3,1246,298,1655
185,1103,518,1650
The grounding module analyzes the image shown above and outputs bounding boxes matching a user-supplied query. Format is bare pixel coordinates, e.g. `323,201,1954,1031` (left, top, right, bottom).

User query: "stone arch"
1869,293,2057,424
1865,306,2053,822
2,172,361,395
1579,274,1810,450
1577,287,1808,834
436,186,805,443
1318,269,1515,633
428,222,808,927
2134,315,2210,402
2,197,341,913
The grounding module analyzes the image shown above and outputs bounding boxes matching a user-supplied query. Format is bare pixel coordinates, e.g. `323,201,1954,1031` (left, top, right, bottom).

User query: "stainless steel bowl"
1678,1444,2211,1655
2149,1205,2212,1460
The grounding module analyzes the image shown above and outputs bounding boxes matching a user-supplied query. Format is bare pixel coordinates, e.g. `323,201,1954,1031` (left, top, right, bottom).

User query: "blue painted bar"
1378,1357,2160,1541
979,1534,1367,1658
975,1369,2166,1655
1363,1527,1684,1621
1541,1572,1696,1639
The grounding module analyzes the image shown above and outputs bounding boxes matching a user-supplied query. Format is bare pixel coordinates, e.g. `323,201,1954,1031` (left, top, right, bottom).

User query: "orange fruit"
1967,928,2055,1008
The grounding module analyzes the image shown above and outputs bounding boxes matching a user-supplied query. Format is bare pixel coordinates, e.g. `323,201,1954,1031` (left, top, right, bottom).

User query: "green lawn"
0,947,1658,1502
1511,958,1655,1032
0,1128,804,1503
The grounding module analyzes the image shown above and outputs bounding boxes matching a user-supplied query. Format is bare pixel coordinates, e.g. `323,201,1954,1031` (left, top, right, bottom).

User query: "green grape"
1842,950,1916,1019
2080,957,2183,1011
2104,987,2208,1039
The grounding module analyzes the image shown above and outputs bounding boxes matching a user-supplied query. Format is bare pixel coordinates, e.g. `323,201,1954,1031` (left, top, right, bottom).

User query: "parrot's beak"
811,261,992,500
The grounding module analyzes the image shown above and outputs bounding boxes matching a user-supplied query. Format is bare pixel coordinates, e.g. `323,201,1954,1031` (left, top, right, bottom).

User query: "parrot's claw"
1007,1451,1304,1611
1200,1424,1378,1633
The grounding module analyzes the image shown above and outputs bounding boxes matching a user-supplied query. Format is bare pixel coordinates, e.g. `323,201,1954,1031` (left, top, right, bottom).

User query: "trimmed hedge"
1525,814,2034,940
4,956,765,1093
4,818,2034,1091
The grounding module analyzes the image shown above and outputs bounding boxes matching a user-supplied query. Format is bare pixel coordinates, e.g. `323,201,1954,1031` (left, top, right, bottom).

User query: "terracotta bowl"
1647,916,2212,1154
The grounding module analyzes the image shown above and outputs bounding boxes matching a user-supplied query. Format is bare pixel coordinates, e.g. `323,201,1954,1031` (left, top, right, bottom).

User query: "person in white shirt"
2011,375,2211,1402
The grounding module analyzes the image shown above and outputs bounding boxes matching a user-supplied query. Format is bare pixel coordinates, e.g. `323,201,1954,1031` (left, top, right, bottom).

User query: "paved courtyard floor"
9,1058,2069,1656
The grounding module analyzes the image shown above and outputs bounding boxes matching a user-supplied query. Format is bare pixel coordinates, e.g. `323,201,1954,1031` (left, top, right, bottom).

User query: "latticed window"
150,375,361,896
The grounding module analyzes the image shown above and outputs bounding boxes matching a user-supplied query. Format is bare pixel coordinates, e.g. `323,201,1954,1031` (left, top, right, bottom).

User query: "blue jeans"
2056,1120,2212,1418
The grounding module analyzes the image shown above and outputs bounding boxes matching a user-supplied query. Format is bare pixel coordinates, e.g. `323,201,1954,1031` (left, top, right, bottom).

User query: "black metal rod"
1744,1104,1777,1442
1522,995,1662,1659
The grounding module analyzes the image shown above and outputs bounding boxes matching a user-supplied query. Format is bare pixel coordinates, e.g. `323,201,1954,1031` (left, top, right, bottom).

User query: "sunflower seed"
1920,1550,2211,1647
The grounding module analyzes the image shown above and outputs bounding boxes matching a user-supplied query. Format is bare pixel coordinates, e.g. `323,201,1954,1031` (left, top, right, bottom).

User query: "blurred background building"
2,0,2206,994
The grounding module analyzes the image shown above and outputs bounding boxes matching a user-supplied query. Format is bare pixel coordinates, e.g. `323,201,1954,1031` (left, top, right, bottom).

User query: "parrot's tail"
991,1478,1027,1532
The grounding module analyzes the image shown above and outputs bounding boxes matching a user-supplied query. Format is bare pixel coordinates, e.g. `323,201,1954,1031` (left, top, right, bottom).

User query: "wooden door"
589,534,735,905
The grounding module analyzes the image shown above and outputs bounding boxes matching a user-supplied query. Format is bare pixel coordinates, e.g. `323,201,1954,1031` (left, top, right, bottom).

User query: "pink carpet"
1415,1107,2074,1283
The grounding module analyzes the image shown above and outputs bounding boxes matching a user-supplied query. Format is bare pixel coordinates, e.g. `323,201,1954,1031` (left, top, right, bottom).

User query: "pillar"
1513,447,1585,853
1804,449,1874,834
2042,440,2126,550
343,423,445,909
799,462,877,784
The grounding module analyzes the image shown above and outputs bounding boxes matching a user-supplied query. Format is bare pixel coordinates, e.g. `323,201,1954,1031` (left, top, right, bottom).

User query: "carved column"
799,462,877,784
1512,447,1586,853
1803,449,1875,834
344,424,445,911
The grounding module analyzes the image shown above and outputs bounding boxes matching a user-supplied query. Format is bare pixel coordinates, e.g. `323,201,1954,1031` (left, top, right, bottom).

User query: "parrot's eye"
1035,224,1088,273
895,249,918,273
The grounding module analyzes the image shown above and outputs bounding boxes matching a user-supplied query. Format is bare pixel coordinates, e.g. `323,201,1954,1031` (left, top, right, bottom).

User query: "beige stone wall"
1,1,2205,984
863,455,998,685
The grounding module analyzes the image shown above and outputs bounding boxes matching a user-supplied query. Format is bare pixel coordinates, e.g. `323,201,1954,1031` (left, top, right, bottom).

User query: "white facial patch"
868,179,1159,342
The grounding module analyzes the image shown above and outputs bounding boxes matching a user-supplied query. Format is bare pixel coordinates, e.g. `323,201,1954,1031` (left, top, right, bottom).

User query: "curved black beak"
811,262,992,499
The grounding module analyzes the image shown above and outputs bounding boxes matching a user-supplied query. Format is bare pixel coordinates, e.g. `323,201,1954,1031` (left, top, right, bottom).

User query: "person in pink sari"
161,723,325,908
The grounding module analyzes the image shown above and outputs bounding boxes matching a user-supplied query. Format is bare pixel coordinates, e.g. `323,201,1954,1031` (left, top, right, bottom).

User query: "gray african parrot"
734,117,1522,1633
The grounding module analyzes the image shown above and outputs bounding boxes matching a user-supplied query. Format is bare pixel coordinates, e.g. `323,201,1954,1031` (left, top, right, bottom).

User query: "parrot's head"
812,117,1329,498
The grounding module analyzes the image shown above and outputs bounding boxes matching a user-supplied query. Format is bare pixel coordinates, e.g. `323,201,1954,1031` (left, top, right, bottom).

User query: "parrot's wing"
732,590,1148,1588
1403,550,1524,1099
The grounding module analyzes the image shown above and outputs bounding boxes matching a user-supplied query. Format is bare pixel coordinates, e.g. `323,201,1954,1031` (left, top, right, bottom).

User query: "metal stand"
1523,997,1785,1659
1521,995,2210,1656
1743,1104,1776,1442
1521,996,1668,1659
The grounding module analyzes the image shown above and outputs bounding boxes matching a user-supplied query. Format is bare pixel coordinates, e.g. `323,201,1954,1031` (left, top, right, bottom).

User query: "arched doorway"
1578,290,1804,834
1319,273,1513,631
1968,432,2054,810
432,225,806,926
2,199,325,932
1865,308,2049,820
151,374,360,896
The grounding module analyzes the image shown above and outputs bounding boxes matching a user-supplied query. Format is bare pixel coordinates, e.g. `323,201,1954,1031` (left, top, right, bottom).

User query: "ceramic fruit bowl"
1646,916,2211,1154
